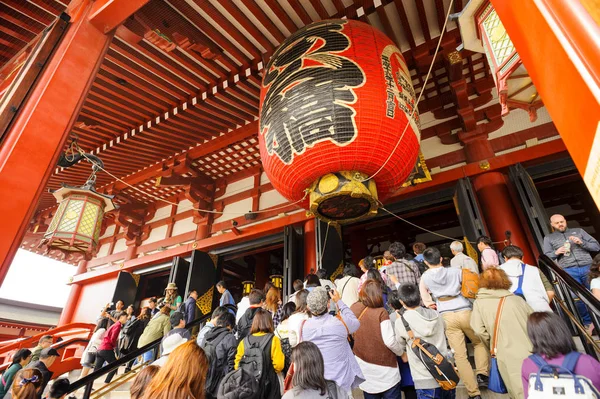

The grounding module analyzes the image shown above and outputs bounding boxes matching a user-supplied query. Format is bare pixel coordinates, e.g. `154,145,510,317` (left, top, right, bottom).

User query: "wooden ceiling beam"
434,0,446,33
105,121,257,191
104,53,188,101
376,5,398,45
90,80,160,116
308,0,330,20
415,0,431,42
219,1,274,53
166,0,250,68
111,41,199,94
264,0,298,33
3,0,55,25
0,11,44,35
242,0,286,43
208,97,255,122
133,40,211,89
187,100,243,127
185,104,238,130
187,0,262,61
182,49,229,81
170,109,229,133
220,91,259,114
96,69,170,110
86,91,150,122
288,0,313,25
29,0,64,16
392,0,416,49
161,114,222,138
0,19,37,43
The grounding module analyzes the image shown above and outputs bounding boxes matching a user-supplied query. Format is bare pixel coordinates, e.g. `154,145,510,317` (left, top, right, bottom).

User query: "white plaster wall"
260,172,271,185
213,198,253,223
100,224,115,239
171,217,196,236
177,200,193,214
144,225,168,245
96,243,110,258
112,238,127,254
148,205,172,223
217,176,255,200
420,136,463,160
259,189,286,210
488,107,552,140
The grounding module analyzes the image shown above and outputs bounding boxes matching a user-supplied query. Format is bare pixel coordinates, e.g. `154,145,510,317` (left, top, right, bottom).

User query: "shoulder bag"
488,297,508,393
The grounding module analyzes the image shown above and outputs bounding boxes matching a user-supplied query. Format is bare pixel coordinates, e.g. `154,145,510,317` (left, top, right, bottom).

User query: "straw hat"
165,282,178,291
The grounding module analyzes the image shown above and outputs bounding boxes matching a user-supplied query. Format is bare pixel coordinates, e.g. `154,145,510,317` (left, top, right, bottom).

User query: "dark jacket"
543,228,600,268
236,307,261,342
185,296,197,325
25,360,51,399
118,317,147,354
202,326,237,374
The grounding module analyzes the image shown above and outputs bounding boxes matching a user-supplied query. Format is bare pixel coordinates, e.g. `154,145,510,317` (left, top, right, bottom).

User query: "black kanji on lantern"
260,20,365,165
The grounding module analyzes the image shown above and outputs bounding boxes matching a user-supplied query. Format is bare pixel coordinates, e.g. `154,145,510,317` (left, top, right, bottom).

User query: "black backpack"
204,329,230,397
238,334,274,398
276,331,292,375
217,368,259,399
400,315,459,390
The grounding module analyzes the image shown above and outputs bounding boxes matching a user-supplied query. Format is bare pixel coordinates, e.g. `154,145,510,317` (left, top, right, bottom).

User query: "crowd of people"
2,214,600,399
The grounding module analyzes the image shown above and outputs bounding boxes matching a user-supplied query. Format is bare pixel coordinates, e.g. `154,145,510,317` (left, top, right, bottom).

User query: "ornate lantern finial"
40,154,114,258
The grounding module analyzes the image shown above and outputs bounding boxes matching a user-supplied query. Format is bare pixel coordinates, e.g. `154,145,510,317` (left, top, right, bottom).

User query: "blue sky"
0,249,73,308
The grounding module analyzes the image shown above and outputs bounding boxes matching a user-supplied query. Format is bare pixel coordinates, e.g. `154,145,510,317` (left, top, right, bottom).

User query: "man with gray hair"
450,241,479,274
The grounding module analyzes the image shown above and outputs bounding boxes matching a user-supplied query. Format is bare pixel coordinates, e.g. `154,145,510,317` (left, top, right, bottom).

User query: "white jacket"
500,259,552,312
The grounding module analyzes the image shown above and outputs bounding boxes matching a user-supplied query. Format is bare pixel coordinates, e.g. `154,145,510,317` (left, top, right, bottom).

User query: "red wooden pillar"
0,0,114,286
58,258,88,325
472,172,536,264
304,219,316,276
255,252,269,290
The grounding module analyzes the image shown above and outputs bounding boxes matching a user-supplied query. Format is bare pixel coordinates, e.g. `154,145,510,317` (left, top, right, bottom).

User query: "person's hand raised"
328,289,341,303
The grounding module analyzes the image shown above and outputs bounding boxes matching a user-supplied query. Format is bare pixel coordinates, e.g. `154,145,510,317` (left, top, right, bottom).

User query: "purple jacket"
301,300,364,391
521,352,600,398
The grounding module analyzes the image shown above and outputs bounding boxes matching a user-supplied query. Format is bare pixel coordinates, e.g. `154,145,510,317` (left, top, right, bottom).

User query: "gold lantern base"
307,171,379,225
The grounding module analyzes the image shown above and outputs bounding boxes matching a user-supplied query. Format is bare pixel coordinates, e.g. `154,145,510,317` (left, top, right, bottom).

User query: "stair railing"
538,255,600,359
64,313,211,398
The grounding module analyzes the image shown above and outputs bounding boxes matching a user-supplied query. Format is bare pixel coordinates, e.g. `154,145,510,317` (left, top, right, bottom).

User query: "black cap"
170,311,184,328
40,348,60,358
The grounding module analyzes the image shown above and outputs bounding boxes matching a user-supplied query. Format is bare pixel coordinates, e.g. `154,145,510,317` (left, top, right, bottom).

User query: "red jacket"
98,321,122,351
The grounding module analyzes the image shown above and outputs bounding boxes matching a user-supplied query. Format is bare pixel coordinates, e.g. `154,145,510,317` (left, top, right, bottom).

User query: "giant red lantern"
259,20,420,224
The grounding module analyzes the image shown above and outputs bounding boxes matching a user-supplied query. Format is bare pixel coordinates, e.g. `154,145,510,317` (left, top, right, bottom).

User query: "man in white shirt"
500,245,552,312
450,241,479,274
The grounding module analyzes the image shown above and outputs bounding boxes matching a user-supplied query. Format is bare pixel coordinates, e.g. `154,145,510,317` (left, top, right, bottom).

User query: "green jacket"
471,288,533,399
0,363,22,398
137,313,171,348
30,345,43,362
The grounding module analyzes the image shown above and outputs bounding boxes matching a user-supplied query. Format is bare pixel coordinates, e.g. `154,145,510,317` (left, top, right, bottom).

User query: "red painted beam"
88,0,150,34
491,0,600,178
0,0,114,286
72,211,311,284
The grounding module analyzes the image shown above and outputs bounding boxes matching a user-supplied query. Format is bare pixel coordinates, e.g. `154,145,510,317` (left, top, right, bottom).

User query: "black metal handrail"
65,313,211,398
538,255,600,359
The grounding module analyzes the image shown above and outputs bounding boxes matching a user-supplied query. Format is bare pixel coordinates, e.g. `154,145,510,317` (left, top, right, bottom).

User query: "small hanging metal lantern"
242,281,255,296
270,274,283,290
41,154,114,258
